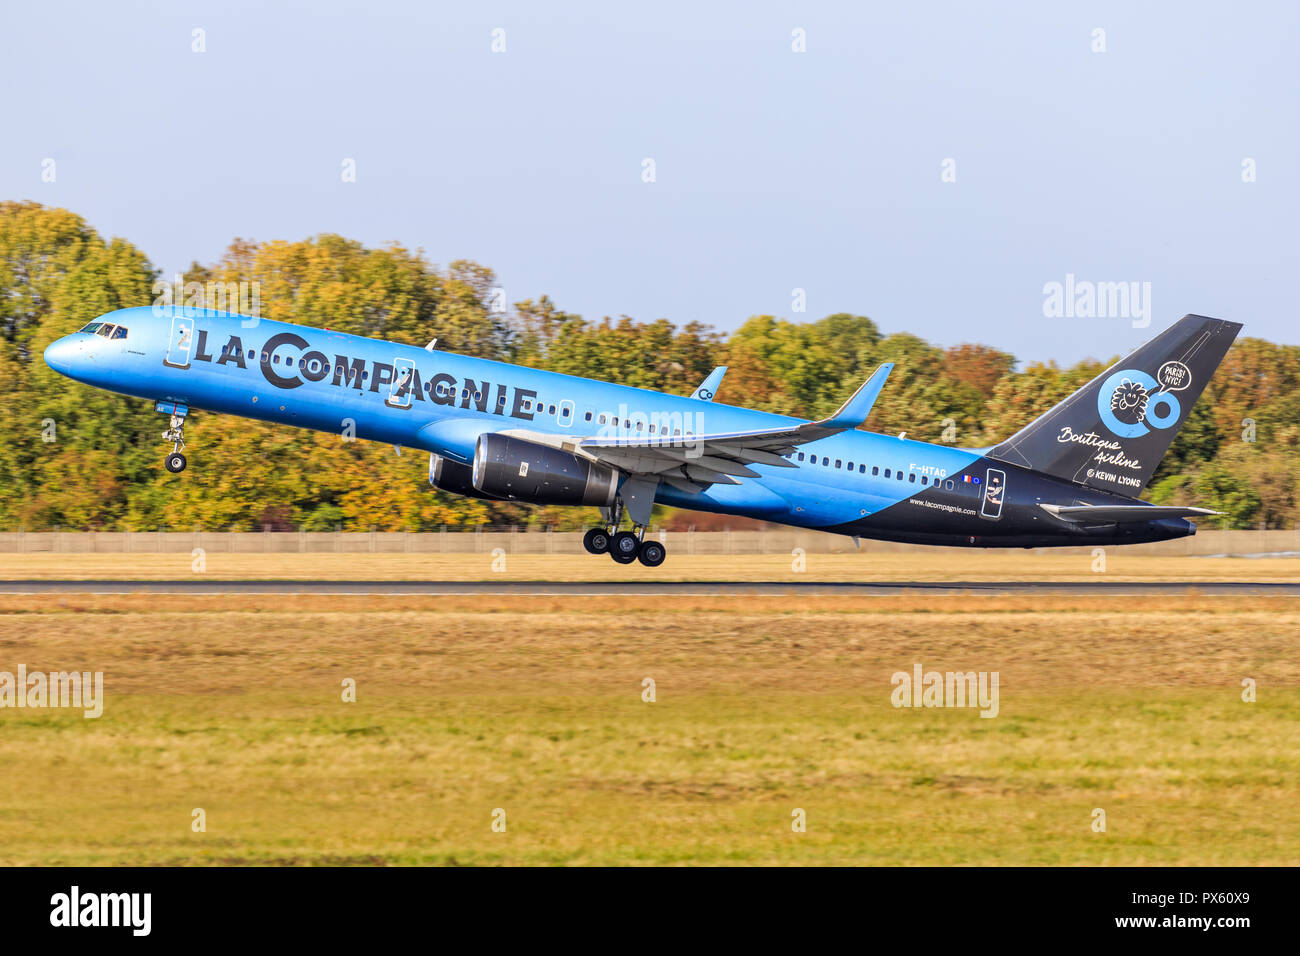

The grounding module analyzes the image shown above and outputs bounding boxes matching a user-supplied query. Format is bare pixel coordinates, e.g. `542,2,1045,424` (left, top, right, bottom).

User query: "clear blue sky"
2,0,1296,364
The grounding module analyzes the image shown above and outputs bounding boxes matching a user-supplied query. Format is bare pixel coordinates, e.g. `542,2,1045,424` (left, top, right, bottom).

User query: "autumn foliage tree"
2,202,1296,530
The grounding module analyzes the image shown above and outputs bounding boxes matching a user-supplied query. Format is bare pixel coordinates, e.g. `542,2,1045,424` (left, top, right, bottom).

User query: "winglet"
817,363,893,430
691,366,727,401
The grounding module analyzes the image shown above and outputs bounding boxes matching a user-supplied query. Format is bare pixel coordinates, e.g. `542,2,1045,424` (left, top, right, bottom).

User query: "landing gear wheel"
583,528,610,554
637,540,666,567
610,531,639,563
159,408,189,475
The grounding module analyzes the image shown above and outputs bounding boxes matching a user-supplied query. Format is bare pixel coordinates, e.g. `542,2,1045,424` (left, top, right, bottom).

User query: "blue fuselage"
44,306,1193,547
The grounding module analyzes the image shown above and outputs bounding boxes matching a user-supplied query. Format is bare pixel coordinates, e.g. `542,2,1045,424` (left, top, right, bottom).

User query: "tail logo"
1097,367,1185,438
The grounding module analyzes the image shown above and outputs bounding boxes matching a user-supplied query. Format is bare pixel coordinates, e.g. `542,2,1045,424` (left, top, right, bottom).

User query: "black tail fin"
988,314,1242,498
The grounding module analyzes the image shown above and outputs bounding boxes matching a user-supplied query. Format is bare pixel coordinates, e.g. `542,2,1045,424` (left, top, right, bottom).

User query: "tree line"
2,201,1295,531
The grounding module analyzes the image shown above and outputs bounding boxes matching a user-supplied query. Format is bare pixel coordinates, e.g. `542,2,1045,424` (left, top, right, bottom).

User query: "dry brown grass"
4,593,1298,692
0,593,1296,865
0,550,1297,582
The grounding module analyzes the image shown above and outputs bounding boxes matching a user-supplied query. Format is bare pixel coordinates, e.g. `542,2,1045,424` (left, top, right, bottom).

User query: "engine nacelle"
472,434,618,507
429,453,500,501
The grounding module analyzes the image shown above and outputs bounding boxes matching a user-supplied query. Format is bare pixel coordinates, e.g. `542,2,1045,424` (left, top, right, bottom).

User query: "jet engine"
472,433,618,507
429,453,500,501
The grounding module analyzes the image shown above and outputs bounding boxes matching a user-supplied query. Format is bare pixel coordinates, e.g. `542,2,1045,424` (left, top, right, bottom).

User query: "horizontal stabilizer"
1040,503,1219,524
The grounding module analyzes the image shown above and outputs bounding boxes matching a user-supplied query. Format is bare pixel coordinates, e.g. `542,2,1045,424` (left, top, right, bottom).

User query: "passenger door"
981,468,1006,520
387,357,415,409
163,314,195,369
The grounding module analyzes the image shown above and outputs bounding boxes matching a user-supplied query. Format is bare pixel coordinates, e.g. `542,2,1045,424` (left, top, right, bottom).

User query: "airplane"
43,307,1241,566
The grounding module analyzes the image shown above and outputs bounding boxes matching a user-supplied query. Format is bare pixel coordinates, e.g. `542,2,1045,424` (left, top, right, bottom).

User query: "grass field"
1,591,1297,865
0,550,1298,582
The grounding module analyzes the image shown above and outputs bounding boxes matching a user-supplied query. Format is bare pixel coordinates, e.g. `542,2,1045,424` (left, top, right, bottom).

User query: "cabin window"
921,475,928,485
585,411,593,422
648,424,656,433
635,420,644,431
859,464,866,474
221,344,229,354
897,471,903,480
674,428,681,436
613,417,619,426
871,466,879,476
945,480,954,490
598,414,607,425
909,473,916,483
247,349,255,360
835,459,842,469
846,461,853,470
549,404,557,415
497,394,507,405
883,468,890,478
797,452,805,462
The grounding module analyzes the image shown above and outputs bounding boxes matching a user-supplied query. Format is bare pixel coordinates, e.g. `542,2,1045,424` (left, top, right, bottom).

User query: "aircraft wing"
690,366,727,401
579,363,893,493
1039,503,1220,523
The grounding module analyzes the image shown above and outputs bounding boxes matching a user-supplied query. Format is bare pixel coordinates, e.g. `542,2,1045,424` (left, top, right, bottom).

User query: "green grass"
3,689,1295,865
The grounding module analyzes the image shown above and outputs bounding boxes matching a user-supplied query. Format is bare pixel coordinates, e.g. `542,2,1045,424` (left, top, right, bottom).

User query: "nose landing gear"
156,402,189,473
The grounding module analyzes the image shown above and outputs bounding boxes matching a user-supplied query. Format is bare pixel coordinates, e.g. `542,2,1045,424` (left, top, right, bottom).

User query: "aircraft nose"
43,336,78,376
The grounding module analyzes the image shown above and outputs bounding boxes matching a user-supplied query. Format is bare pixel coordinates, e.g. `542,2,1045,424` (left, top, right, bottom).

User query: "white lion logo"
1109,377,1149,426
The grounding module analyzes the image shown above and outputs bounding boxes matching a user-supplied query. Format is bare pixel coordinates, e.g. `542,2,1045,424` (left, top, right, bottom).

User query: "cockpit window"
77,321,127,338
86,323,128,339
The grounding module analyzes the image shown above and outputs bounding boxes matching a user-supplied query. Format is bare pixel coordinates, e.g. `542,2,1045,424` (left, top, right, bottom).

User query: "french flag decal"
963,474,972,483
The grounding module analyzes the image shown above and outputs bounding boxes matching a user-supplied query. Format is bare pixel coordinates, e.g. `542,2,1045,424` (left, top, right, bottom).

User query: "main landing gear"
582,498,666,567
159,403,188,473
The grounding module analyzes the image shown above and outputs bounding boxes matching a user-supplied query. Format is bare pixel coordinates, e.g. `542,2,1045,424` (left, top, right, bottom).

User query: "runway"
0,579,1297,595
